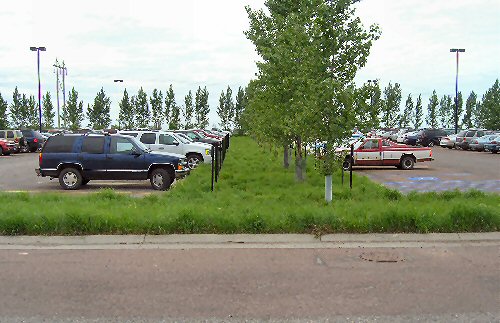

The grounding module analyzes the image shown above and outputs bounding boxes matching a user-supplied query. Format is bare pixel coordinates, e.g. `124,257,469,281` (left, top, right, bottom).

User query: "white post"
325,175,332,203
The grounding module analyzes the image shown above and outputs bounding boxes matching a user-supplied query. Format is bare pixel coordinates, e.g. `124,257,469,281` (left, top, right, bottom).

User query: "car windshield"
129,136,150,152
170,132,189,144
176,133,193,142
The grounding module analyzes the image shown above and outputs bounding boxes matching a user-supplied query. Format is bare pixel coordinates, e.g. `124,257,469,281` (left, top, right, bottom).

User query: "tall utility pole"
30,46,46,132
54,60,68,128
450,48,465,134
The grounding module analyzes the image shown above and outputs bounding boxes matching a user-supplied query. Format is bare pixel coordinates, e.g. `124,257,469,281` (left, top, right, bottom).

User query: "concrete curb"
0,232,498,249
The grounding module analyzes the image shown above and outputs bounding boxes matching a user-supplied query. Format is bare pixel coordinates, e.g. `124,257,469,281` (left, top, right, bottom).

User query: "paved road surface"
0,147,499,193
0,244,498,322
356,147,499,193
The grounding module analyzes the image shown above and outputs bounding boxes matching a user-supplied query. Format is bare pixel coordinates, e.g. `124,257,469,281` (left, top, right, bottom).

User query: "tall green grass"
0,137,498,235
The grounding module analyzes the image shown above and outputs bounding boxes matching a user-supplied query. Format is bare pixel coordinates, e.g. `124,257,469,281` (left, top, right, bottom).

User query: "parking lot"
0,147,499,193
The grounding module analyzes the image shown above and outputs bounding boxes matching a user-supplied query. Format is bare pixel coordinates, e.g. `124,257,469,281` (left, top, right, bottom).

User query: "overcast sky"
1,0,499,129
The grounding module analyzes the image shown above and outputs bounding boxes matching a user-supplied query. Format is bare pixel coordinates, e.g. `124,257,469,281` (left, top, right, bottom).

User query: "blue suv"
35,134,189,190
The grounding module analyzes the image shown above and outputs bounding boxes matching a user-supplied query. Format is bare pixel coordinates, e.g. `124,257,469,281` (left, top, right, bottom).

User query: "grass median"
0,136,499,235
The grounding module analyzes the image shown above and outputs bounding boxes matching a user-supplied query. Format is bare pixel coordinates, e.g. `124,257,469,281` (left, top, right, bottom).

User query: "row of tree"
0,85,248,131
354,80,500,131
242,0,499,189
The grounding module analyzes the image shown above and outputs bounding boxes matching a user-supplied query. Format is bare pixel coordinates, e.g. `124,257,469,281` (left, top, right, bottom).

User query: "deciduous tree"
63,88,84,131
118,89,134,130
478,79,500,130
0,92,8,129
414,95,423,129
399,94,414,128
426,90,439,128
8,87,22,128
183,90,194,129
381,82,401,128
438,95,453,128
462,91,477,129
135,87,150,129
42,92,55,129
87,88,111,130
164,85,176,127
150,89,163,130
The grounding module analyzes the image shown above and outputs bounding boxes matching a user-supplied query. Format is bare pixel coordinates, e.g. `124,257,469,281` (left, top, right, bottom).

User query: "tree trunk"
283,145,289,169
295,136,306,182
325,175,332,203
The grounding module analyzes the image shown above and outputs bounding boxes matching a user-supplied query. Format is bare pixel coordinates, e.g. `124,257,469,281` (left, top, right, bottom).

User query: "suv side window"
159,134,176,145
7,131,14,138
110,137,135,154
140,133,156,145
43,136,78,153
81,137,105,154
0,131,4,137
476,131,484,137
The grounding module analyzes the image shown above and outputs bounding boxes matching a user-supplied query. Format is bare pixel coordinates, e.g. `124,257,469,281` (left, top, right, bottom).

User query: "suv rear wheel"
150,168,172,191
59,167,83,190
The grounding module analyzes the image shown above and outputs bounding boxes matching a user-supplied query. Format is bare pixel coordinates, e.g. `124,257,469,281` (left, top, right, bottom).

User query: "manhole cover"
360,251,404,263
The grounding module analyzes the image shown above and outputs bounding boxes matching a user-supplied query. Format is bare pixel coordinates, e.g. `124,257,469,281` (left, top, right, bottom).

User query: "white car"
120,130,212,168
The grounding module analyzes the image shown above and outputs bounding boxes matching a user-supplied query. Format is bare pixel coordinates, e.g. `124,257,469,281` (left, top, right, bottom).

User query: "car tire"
428,141,434,147
58,167,83,190
0,147,3,156
447,146,453,149
186,153,203,169
400,156,415,170
150,168,172,191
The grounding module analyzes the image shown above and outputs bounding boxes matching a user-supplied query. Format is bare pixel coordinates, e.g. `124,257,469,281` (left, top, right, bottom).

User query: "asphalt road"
0,244,498,322
0,147,498,193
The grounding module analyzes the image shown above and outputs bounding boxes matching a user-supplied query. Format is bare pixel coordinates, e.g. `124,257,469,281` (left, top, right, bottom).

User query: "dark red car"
0,139,15,156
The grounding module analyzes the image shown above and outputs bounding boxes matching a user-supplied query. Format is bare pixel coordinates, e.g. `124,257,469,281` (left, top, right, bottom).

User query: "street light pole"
450,48,465,134
30,46,46,132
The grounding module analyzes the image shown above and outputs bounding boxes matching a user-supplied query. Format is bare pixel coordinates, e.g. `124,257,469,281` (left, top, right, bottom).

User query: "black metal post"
349,144,353,189
211,147,215,191
215,145,219,183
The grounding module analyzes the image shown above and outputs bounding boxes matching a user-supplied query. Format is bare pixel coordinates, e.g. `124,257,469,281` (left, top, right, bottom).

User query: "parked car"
193,129,224,141
469,134,499,152
0,139,16,155
456,129,488,150
439,134,458,149
404,131,419,146
416,129,448,147
120,130,212,169
484,136,500,154
36,134,189,190
174,130,220,147
397,130,416,144
340,138,433,170
21,129,46,152
0,129,26,153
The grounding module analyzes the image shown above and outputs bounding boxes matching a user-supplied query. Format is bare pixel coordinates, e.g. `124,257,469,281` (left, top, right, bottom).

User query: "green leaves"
87,88,111,130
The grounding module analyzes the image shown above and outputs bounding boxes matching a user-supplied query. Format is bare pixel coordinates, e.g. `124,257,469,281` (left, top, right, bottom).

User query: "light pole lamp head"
450,48,465,52
114,79,124,83
30,47,37,51
39,47,46,51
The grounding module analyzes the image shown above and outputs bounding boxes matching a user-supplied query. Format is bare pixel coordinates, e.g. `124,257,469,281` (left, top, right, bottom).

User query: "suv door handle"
159,147,164,150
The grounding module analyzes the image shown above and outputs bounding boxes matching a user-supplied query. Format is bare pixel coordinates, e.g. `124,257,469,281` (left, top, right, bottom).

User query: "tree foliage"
439,95,453,128
462,91,476,129
234,86,247,133
9,87,23,128
400,94,414,128
87,88,111,130
195,86,210,128
381,82,401,128
426,90,439,128
414,95,423,129
150,89,163,130
478,79,500,130
63,88,84,131
245,0,380,180
0,92,9,129
217,86,234,130
134,87,150,129
118,89,134,130
164,85,176,128
183,90,194,129
42,92,55,129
